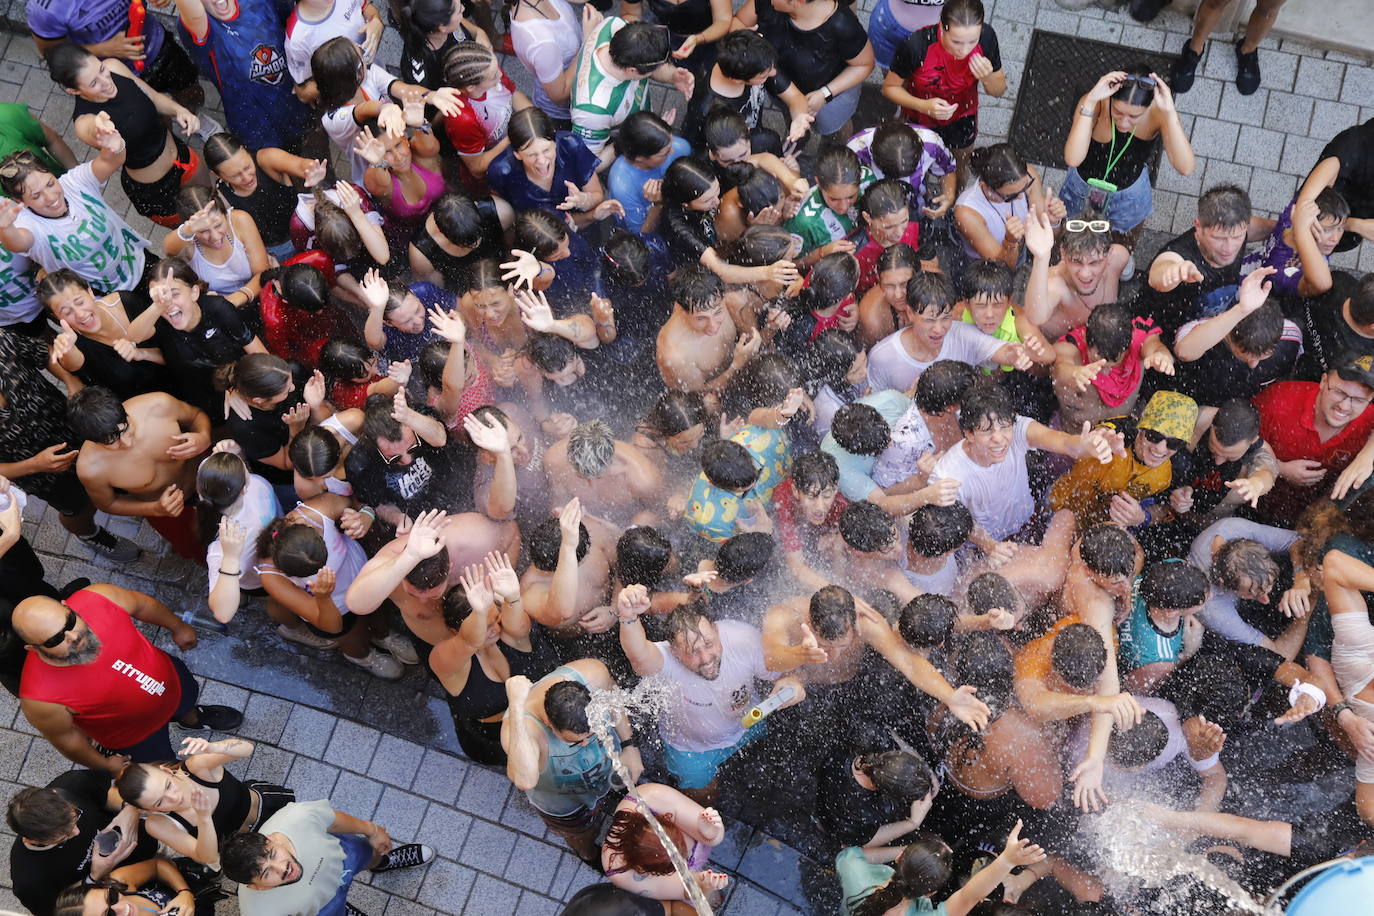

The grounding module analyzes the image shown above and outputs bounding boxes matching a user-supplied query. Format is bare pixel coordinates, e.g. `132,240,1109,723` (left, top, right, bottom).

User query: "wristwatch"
1331,700,1353,718
820,85,834,101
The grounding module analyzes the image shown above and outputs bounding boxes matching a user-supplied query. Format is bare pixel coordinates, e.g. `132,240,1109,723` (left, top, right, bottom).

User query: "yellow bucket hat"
1138,391,1198,442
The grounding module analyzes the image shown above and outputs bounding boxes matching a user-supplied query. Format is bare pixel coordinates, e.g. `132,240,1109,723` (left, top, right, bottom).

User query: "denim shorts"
663,724,765,790
868,0,911,69
1059,164,1154,233
318,833,374,916
813,84,862,136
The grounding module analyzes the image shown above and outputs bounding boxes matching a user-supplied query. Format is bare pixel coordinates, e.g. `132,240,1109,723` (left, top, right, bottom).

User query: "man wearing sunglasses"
12,584,242,775
1253,351,1374,525
7,770,157,916
1023,210,1132,343
1050,390,1200,541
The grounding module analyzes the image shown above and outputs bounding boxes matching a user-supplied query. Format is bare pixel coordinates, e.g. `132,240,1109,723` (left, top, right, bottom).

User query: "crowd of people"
0,0,1371,913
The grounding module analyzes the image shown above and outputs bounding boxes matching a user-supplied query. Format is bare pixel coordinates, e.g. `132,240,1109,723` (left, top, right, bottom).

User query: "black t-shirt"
1173,438,1265,517
345,418,475,518
73,294,173,401
662,206,717,269
816,750,910,850
1320,118,1374,218
152,295,255,411
1134,231,1244,341
1173,321,1301,407
1287,271,1374,381
752,0,869,93
684,70,794,143
223,404,292,486
10,770,158,916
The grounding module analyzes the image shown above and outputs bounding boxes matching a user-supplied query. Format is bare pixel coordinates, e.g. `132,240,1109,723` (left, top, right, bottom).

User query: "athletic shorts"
121,139,199,225
928,115,977,152
663,724,765,790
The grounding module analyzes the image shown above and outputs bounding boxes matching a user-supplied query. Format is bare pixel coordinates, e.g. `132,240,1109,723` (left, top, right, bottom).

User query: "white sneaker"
277,624,338,650
345,648,404,680
1121,254,1136,282
371,630,419,666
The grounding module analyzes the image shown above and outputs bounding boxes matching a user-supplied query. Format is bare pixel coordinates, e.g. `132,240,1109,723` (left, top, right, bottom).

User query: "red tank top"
20,590,182,748
904,25,983,127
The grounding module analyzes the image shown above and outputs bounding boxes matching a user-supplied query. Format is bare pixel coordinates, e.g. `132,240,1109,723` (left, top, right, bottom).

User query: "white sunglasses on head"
1065,219,1111,233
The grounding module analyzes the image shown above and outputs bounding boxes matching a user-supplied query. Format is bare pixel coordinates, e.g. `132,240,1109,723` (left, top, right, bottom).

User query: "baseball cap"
1332,350,1374,390
1137,391,1198,442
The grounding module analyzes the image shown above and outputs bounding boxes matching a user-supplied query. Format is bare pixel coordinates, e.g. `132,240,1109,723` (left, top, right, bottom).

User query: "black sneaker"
1127,0,1166,22
177,705,243,732
1171,41,1203,94
371,843,434,872
345,904,369,916
1235,42,1262,95
78,526,141,562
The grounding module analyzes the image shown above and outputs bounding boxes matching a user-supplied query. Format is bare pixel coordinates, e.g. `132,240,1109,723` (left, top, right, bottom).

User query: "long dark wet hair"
849,834,954,916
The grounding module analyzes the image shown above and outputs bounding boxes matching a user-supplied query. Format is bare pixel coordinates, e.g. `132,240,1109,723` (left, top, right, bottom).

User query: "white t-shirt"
903,553,959,596
206,474,283,592
930,415,1035,542
654,619,775,752
16,163,148,293
0,242,41,323
1068,697,1219,796
872,399,935,489
321,64,397,177
285,0,369,84
866,323,1004,393
511,0,583,120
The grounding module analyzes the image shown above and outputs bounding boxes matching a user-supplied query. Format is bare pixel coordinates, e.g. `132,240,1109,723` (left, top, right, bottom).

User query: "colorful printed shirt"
785,166,877,255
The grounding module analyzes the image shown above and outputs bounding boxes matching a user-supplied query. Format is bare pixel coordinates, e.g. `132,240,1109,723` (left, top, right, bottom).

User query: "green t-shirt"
0,104,63,179
785,167,876,254
835,847,947,916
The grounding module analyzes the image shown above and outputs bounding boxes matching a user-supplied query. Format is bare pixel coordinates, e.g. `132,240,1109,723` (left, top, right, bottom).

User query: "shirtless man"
345,509,519,645
519,498,619,640
819,501,920,603
68,387,210,562
544,421,663,529
1023,212,1132,343
656,265,761,394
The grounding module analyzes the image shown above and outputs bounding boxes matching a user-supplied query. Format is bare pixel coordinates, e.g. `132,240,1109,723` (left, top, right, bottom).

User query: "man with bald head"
14,584,242,773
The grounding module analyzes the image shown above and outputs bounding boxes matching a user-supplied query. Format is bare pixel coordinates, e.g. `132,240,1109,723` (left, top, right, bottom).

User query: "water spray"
586,679,716,915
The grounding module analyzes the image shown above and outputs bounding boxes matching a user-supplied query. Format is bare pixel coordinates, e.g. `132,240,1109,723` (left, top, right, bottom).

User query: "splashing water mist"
586,677,716,915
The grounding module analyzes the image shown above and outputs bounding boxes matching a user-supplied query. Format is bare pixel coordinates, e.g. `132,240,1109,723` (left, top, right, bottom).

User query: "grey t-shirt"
238,800,346,916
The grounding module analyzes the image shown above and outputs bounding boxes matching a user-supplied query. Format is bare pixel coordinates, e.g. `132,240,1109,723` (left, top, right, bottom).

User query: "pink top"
384,161,447,244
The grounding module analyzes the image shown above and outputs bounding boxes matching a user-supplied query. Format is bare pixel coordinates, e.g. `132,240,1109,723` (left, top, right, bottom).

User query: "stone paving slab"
0,1,1371,913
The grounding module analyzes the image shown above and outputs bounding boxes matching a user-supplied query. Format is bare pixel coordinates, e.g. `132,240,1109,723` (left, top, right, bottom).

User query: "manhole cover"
1009,29,1178,175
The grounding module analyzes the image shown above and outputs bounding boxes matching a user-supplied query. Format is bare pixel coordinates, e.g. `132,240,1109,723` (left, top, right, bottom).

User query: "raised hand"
1159,259,1205,290
51,320,79,365
787,111,814,143
1069,755,1107,812
986,540,1018,568
92,112,125,154
558,497,584,542
401,509,448,560
1108,492,1146,527
1024,208,1055,259
515,287,557,333
425,87,465,118
389,388,412,424
457,561,495,615
591,199,626,221
218,516,247,554
1278,579,1311,618
1044,186,1067,223
733,327,763,365
968,52,995,81
589,292,615,328
946,685,991,731
1274,685,1324,725
377,102,406,137
402,97,427,127
617,583,652,620
462,411,510,454
303,369,327,409
671,66,694,100
985,607,1016,630
428,304,466,343
1182,713,1226,760
1142,345,1175,376
796,621,828,664
500,249,542,290
768,259,801,285
179,201,219,238
1169,485,1194,516
999,820,1046,868
302,159,329,188
0,198,23,229
682,568,718,590
484,551,520,603
353,127,388,167
179,736,215,757
1102,691,1145,730
333,180,363,214
387,359,412,388
281,402,310,429
556,181,597,213
1237,265,1276,313
1070,357,1108,393
1149,72,1176,113
1088,71,1127,101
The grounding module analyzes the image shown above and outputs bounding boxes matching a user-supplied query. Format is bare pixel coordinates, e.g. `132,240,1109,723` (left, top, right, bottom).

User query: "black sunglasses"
35,610,78,649
1141,428,1186,452
101,887,120,916
380,441,421,465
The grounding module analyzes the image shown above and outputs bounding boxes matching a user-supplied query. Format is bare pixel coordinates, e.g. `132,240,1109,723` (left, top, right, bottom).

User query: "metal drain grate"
1008,29,1179,175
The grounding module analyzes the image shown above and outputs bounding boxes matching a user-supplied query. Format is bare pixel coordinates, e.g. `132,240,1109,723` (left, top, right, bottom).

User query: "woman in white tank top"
953,142,1064,269
163,186,272,306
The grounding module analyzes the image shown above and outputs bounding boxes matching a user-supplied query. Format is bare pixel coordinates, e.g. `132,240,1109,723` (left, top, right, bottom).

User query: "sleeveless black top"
1077,121,1158,189
646,0,714,36
72,74,166,171
164,765,253,841
411,199,504,291
218,168,298,248
449,631,558,764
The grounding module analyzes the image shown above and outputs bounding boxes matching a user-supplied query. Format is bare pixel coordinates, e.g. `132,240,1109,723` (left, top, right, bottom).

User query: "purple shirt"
1244,200,1307,297
847,125,955,209
28,0,166,68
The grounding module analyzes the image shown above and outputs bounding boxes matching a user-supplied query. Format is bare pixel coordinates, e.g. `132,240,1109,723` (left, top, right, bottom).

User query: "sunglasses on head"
0,151,38,180
1141,428,1186,452
1126,75,1157,88
34,609,78,649
1065,219,1111,233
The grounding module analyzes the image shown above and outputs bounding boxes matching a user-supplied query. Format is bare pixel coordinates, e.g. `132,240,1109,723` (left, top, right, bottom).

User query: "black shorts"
930,115,978,152
141,37,202,95
21,468,91,517
305,611,360,639
120,139,196,222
